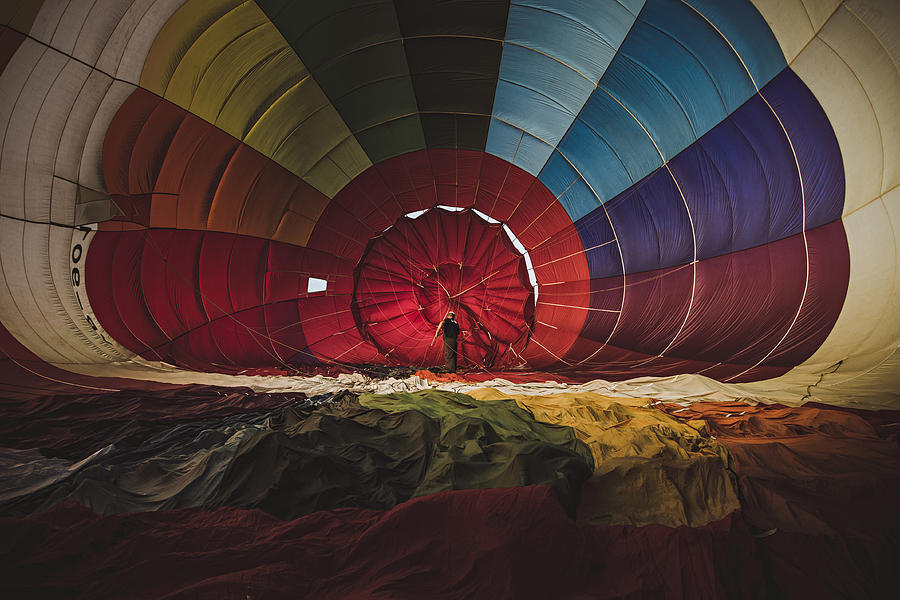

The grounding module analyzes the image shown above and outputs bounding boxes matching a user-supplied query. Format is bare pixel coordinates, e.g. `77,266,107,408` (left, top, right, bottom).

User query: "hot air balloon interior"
1,1,898,597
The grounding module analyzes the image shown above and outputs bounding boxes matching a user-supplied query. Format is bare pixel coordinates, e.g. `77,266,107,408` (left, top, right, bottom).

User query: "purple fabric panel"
574,67,844,280
604,173,694,275
760,68,845,229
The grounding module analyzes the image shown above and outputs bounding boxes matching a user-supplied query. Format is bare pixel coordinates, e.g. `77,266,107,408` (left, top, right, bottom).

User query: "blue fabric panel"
682,0,786,89
504,1,642,81
719,96,803,244
485,119,555,176
759,69,845,229
639,0,756,113
574,66,843,279
549,0,782,214
552,120,633,212
539,151,602,219
553,89,661,205
492,46,595,145
486,0,643,174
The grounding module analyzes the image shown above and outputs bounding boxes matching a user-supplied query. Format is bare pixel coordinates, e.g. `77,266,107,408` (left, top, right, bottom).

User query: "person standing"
439,311,460,372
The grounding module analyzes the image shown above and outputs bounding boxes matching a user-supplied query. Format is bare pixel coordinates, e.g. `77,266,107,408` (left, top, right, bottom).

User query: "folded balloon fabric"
1,388,897,598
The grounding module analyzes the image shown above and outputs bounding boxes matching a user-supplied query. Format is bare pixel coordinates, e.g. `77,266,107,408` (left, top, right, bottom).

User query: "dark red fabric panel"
103,88,328,237
102,92,162,196
128,101,185,195
153,114,240,229
764,221,850,367
561,221,848,379
0,487,767,600
0,320,181,400
0,25,25,74
657,401,900,597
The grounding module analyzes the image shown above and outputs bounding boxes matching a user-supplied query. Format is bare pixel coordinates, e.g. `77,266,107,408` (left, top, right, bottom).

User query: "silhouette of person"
439,311,460,372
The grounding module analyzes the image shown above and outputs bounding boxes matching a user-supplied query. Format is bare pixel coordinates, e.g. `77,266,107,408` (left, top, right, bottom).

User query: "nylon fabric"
468,389,740,527
139,0,370,197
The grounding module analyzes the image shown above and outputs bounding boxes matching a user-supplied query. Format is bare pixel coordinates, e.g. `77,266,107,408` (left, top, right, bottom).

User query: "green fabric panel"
355,115,429,164
314,42,420,131
393,0,510,38
257,0,426,162
403,38,504,114
394,0,509,150
420,114,492,150
359,389,594,497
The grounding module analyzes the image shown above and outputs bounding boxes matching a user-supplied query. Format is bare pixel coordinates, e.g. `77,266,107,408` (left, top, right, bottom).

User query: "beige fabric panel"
745,0,900,405
0,1,187,368
750,0,840,62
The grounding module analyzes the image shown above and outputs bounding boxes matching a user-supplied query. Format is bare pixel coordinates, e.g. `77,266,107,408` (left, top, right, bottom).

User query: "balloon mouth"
351,206,534,369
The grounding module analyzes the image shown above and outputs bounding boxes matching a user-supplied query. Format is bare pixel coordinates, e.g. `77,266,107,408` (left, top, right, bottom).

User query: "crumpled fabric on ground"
0,391,592,519
467,389,740,528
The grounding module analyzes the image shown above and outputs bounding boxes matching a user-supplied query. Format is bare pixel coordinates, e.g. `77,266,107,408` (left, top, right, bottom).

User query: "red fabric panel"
103,89,328,240
108,231,170,359
309,149,588,368
88,230,320,371
226,236,268,312
354,208,532,368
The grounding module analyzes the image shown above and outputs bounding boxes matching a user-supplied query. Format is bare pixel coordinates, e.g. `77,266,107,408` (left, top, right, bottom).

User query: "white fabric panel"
49,176,75,227
0,219,88,363
791,40,882,215
79,79,134,190
819,5,900,202
0,10,156,367
0,39,49,221
803,189,899,366
26,58,92,223
28,1,68,46
48,0,95,58
845,0,900,66
109,0,189,84
56,69,113,186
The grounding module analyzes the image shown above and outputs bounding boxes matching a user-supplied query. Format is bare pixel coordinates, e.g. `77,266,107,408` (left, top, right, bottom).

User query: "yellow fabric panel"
577,455,739,528
272,210,318,247
243,77,366,189
140,0,241,96
190,33,300,142
467,389,740,527
467,390,725,465
303,152,357,199
140,0,371,199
